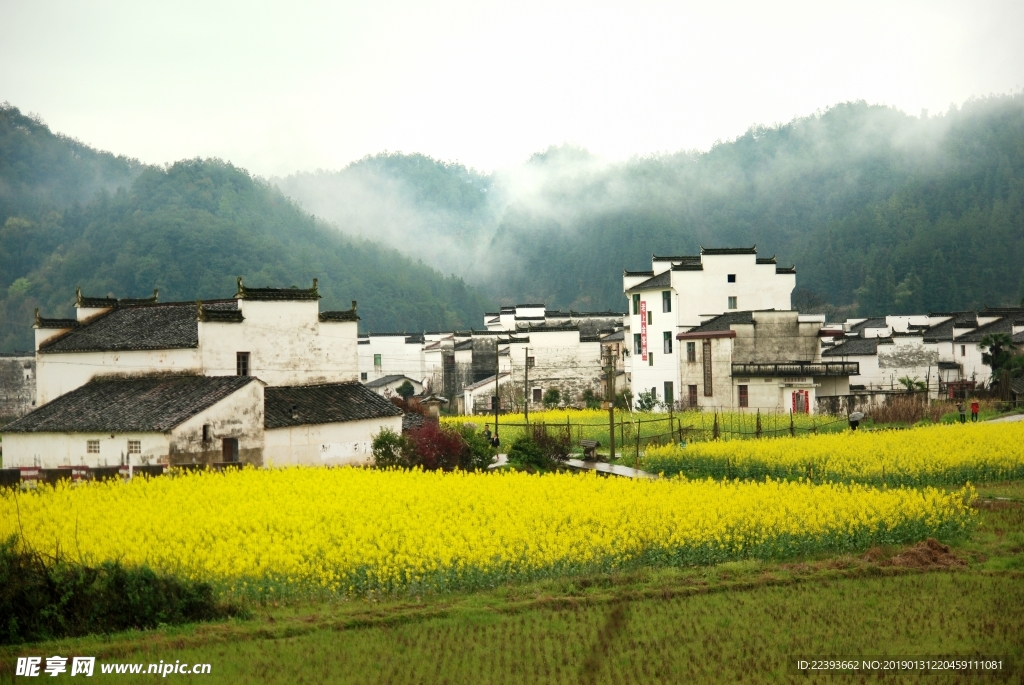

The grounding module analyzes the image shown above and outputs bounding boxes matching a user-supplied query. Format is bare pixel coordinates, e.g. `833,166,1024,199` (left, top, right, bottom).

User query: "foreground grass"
3,482,1021,684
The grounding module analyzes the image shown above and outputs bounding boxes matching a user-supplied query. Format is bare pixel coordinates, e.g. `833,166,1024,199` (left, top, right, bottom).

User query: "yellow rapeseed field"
0,468,972,597
643,421,1024,486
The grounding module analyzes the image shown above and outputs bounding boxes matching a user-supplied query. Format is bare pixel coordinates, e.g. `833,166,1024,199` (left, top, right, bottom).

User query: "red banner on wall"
640,300,647,361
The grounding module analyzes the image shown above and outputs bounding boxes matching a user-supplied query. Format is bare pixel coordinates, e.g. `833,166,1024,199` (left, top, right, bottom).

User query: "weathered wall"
731,311,820,363
199,300,358,386
171,382,265,466
35,348,202,407
264,415,403,466
2,431,171,468
507,331,603,409
0,354,35,422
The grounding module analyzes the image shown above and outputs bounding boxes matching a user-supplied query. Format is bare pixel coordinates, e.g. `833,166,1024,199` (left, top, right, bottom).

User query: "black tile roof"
1011,377,1024,396
822,337,893,356
627,270,672,292
35,314,79,329
319,309,359,322
38,300,238,354
199,304,244,323
849,318,888,333
701,246,756,255
775,266,796,274
364,374,417,389
2,375,257,433
922,313,978,342
235,277,321,301
690,311,756,333
264,382,402,429
76,288,159,309
672,263,704,271
652,254,701,263
955,316,1013,343
623,270,655,277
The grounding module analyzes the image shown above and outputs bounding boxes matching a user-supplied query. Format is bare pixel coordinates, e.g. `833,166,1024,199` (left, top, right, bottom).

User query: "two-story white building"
623,247,796,409
3,280,402,468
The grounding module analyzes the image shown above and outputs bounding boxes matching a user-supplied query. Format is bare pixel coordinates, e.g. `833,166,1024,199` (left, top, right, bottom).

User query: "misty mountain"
0,105,490,352
276,94,1024,317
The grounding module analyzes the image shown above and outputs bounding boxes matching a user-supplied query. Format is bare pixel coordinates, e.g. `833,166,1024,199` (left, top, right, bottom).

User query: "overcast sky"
2,0,1022,177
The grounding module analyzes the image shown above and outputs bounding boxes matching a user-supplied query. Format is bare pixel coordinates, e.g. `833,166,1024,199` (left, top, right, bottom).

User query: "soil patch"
887,539,966,569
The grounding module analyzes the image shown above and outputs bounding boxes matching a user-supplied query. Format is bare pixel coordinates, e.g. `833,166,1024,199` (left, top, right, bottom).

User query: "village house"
3,279,401,468
675,309,856,415
623,247,796,409
0,351,34,424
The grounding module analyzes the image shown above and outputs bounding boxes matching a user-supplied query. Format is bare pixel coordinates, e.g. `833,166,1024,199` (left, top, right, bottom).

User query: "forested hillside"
0,105,490,352
279,94,1024,317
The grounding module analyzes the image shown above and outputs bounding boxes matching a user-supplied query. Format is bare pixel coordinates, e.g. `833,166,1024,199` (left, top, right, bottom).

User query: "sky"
2,0,1023,177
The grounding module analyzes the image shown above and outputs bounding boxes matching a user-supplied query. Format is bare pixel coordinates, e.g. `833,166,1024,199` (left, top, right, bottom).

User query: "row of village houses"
2,248,1022,470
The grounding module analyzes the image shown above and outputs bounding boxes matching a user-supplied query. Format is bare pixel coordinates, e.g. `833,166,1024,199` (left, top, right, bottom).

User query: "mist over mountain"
277,94,1024,317
0,105,489,352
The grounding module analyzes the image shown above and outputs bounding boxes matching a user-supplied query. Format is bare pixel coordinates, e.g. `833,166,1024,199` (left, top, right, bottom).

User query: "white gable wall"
36,348,201,407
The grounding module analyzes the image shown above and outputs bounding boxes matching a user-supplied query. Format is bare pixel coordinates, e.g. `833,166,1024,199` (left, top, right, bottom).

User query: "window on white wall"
373,354,382,368
87,440,100,454
127,440,141,455
662,290,671,312
728,296,737,310
663,331,672,354
727,274,736,283
632,294,641,314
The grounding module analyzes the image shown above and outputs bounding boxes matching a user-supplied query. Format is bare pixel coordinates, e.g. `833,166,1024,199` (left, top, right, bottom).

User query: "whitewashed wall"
3,431,170,468
35,348,201,407
200,300,358,386
264,415,403,466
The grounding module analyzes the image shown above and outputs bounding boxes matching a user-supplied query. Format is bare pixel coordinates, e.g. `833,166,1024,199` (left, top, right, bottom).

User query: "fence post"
789,410,795,437
713,413,720,440
756,409,762,439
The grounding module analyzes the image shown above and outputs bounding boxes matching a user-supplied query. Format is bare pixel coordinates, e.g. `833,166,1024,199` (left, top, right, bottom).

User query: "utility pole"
606,348,616,461
524,347,530,425
494,338,500,442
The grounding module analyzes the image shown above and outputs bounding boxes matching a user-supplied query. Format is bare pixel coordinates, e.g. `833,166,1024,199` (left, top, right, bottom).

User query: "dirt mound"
888,538,966,569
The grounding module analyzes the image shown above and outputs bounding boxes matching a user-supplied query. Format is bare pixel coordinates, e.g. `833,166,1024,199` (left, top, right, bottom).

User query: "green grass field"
4,482,1021,684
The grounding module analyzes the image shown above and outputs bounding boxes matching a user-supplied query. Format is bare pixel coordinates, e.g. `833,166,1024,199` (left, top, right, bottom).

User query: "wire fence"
445,409,852,462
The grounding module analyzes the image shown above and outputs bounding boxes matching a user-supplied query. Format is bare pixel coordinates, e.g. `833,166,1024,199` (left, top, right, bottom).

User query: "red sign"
640,300,647,361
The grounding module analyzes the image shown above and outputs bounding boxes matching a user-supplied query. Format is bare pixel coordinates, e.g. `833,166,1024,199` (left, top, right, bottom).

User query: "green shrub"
0,536,238,644
458,426,497,471
542,387,561,408
507,436,548,469
371,427,412,469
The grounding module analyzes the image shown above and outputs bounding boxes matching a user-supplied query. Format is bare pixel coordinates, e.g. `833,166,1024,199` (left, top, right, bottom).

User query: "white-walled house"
364,374,424,397
33,280,359,407
624,247,796,409
2,375,265,468
7,279,404,469
263,383,403,466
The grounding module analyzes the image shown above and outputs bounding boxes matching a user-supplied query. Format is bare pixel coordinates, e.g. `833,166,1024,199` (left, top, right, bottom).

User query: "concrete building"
624,247,796,409
675,310,856,414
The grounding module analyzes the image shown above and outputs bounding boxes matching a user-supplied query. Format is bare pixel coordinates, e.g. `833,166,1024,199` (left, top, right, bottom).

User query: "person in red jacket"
970,399,980,422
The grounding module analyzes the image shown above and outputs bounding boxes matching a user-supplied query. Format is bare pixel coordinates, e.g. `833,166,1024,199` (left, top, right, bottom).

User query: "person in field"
970,399,980,422
957,402,966,424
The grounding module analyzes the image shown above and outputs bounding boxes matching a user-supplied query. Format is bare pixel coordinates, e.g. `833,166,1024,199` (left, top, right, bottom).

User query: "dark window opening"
688,384,698,407
634,334,642,355
686,341,696,362
663,331,672,354
632,293,641,315
532,388,542,403
727,274,736,283
360,372,368,381
648,351,654,366
527,356,535,369
236,352,250,376
664,382,674,406
739,384,748,408
662,290,671,313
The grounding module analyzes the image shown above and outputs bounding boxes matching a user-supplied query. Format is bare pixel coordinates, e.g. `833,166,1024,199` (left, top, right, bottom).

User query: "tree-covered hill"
0,106,490,352
279,94,1024,317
